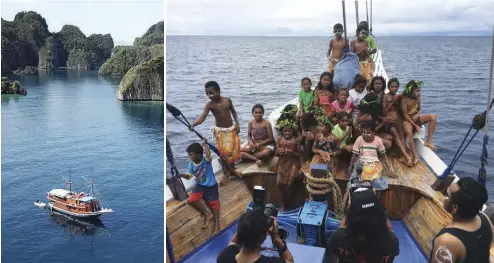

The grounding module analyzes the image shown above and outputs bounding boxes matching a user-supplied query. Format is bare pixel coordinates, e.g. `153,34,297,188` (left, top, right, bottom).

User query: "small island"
1,77,27,95
99,21,164,101
1,11,115,74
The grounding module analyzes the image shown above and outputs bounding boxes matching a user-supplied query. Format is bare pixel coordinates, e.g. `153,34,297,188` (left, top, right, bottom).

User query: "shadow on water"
49,211,107,236
119,101,164,131
1,94,23,107
97,74,122,86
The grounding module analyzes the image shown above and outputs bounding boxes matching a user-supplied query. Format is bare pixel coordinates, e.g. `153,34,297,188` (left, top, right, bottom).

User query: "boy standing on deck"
327,23,347,73
350,25,372,80
191,81,242,185
180,139,221,235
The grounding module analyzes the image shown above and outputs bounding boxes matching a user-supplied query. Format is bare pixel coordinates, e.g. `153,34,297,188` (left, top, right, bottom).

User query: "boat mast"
480,26,494,185
366,0,369,25
355,0,359,26
342,0,348,44
370,0,373,33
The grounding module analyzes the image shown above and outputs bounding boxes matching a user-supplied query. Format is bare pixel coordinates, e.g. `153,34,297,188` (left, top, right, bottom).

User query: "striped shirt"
352,136,385,162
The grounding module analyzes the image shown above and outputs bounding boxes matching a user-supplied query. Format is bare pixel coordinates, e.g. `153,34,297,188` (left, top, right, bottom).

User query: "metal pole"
342,0,348,43
355,0,359,26
485,26,494,137
370,0,373,33
366,0,369,24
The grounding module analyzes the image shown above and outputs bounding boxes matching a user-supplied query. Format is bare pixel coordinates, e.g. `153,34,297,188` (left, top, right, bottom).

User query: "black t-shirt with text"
217,245,286,263
326,228,399,263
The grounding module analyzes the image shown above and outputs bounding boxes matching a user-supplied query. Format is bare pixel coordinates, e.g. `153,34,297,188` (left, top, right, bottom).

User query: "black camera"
252,186,278,227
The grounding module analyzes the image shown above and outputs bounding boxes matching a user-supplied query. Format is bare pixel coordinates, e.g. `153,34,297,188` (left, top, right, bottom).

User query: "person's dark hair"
301,77,312,86
358,21,369,31
186,143,203,155
337,111,351,121
359,120,375,132
451,177,488,219
358,93,380,125
338,88,349,97
237,210,270,250
334,23,344,30
369,76,386,93
356,25,368,36
252,104,264,114
316,71,336,93
302,113,317,130
354,74,367,87
388,78,399,88
346,189,387,255
205,81,220,91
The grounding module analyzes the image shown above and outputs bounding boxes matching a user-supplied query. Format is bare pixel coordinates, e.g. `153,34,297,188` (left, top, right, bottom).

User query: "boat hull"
47,203,108,218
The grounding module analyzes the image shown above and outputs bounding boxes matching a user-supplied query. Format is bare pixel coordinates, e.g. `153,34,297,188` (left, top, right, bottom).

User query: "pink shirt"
331,100,353,113
352,136,386,162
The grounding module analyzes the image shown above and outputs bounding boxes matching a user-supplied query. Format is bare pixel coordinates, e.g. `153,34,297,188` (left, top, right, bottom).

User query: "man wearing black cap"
325,188,399,263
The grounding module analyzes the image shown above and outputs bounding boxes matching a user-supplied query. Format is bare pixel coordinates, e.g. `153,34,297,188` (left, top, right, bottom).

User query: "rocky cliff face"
1,77,27,95
1,11,114,73
116,56,164,101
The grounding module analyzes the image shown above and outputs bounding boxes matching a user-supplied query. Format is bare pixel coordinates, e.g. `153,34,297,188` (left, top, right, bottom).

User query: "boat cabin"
47,189,101,214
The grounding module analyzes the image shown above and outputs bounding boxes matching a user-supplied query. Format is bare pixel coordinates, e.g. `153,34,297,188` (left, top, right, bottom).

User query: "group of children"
176,21,437,235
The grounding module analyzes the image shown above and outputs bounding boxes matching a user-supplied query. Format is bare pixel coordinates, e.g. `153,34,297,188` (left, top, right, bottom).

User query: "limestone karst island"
1,11,164,101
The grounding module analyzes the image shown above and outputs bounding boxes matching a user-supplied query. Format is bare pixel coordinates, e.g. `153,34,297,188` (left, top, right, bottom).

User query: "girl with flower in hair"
400,80,437,164
312,115,340,163
275,120,301,211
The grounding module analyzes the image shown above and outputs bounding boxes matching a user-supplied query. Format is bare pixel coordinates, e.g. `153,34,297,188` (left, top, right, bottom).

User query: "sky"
1,0,164,45
167,0,494,36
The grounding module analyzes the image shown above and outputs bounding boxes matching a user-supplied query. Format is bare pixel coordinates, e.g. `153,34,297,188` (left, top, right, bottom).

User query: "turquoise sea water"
1,70,164,263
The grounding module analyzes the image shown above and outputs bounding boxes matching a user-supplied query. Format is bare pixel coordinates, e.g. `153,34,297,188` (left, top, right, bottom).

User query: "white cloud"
166,0,494,36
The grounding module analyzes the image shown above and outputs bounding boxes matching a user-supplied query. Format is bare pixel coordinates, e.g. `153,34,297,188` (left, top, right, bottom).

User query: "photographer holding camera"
325,187,399,263
217,210,294,263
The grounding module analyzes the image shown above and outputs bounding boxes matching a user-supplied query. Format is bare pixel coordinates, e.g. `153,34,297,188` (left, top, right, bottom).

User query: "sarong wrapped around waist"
328,58,340,72
213,125,241,164
359,61,371,80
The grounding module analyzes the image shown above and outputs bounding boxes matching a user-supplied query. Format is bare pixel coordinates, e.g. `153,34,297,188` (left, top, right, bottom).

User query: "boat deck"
166,156,494,262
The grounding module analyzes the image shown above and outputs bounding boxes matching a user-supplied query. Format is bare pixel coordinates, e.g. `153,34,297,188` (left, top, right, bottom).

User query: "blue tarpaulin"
333,52,361,89
177,219,427,263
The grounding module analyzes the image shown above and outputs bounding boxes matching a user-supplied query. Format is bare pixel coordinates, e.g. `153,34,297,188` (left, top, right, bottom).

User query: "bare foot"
398,156,413,167
255,160,263,166
201,214,213,229
424,143,437,151
413,156,419,165
213,226,221,235
233,170,243,178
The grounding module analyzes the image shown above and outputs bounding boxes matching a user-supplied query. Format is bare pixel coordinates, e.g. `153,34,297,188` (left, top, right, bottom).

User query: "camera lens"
264,203,278,227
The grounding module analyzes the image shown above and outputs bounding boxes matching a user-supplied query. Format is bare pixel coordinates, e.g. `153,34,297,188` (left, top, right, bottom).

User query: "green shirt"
298,89,314,112
332,124,350,148
366,35,377,49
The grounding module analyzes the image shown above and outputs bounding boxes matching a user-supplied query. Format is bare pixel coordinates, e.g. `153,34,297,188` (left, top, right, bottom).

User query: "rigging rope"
305,171,343,216
479,26,494,186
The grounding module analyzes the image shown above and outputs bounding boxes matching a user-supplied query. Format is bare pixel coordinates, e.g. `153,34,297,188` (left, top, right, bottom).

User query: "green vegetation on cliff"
1,77,27,95
1,11,114,73
117,56,164,101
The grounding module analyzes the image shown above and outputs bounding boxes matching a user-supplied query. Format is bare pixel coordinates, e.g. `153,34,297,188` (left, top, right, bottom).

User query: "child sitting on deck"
241,104,275,166
349,75,368,126
180,139,221,235
275,121,301,211
348,121,397,193
332,112,353,153
312,116,340,163
331,88,354,114
369,76,386,103
314,72,337,117
191,81,242,184
296,77,314,130
382,78,413,167
400,80,438,164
